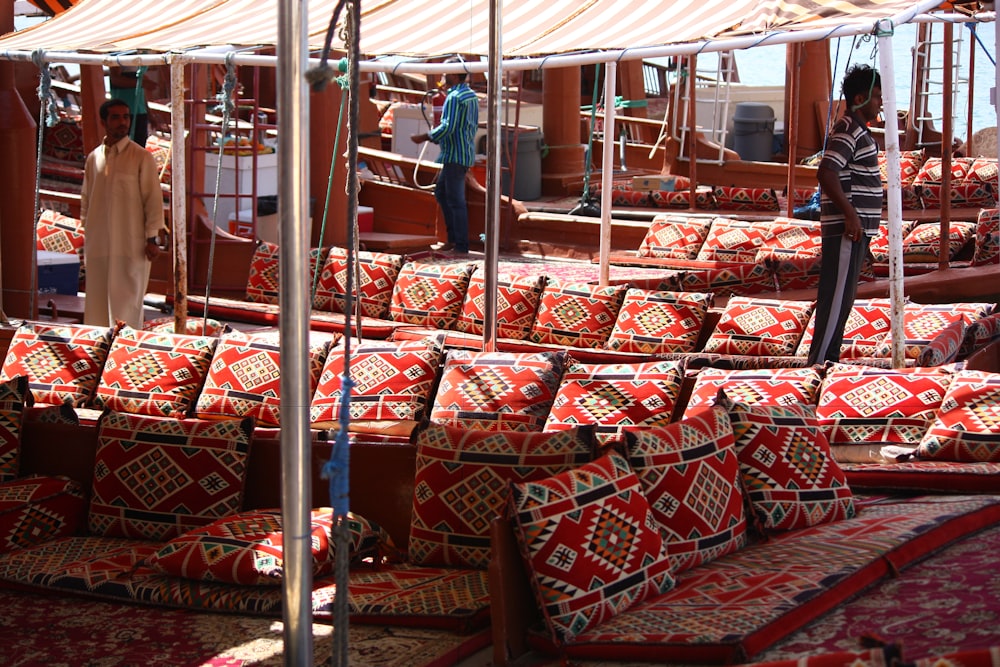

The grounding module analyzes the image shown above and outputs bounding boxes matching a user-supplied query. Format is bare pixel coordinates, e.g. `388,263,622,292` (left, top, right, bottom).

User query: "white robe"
80,136,165,328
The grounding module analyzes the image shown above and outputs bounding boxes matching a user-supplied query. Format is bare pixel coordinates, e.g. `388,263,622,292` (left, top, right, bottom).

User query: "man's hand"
411,132,428,144
145,238,161,260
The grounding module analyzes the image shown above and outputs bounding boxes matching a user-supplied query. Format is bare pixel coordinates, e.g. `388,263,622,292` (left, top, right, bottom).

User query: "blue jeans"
435,162,469,252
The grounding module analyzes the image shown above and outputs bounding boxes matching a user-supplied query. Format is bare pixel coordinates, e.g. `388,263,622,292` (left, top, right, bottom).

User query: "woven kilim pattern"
878,304,980,361
625,406,748,574
0,376,29,482
509,452,674,644
543,359,684,445
529,280,627,349
917,318,967,367
712,187,779,212
878,149,927,186
765,252,822,291
2,322,114,407
311,338,443,426
973,208,999,266
88,411,253,541
429,350,564,431
761,218,822,255
723,397,855,532
869,221,919,263
961,312,1000,358
148,509,389,585
638,215,713,260
696,219,771,263
797,299,892,359
605,289,710,355
36,209,86,276
408,424,595,568
312,247,403,318
245,242,324,305
817,366,953,449
0,475,85,551
389,261,475,328
677,262,774,297
918,182,996,208
94,326,217,418
704,296,813,357
901,221,977,262
917,370,1000,462
454,272,545,340
649,187,716,210
682,367,823,420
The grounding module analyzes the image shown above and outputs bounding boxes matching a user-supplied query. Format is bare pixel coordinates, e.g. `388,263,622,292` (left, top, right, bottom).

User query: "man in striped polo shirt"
412,58,480,255
807,64,883,365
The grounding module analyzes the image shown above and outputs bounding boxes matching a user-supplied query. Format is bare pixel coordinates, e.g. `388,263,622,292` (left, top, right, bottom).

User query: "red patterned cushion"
869,220,918,263
917,182,996,208
507,452,675,644
544,359,685,445
796,299,891,359
677,262,775,296
624,406,747,574
917,317,967,367
816,365,953,461
148,508,389,585
142,316,226,337
972,208,1000,266
721,396,855,533
703,297,813,356
145,134,172,183
914,156,973,184
36,209,86,275
916,370,1000,462
312,247,403,318
0,475,86,552
454,272,545,340
530,280,627,349
696,218,771,263
605,289,711,354
408,423,596,568
878,303,988,361
0,377,30,483
88,410,254,540
608,185,650,207
757,218,822,257
712,186,779,212
429,350,563,431
311,338,444,431
2,322,115,408
878,149,927,186
94,326,218,418
901,221,977,262
196,332,333,426
245,242,324,305
637,214,714,260
649,187,716,210
389,261,475,328
682,367,823,419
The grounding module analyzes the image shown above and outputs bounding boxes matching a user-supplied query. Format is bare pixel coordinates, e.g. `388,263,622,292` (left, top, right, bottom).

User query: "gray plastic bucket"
732,102,775,162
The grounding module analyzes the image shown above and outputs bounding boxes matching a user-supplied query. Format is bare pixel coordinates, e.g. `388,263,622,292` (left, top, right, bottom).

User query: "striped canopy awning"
0,0,956,61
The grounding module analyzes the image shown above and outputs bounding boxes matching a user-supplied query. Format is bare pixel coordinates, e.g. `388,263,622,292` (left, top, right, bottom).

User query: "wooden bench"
358,231,439,253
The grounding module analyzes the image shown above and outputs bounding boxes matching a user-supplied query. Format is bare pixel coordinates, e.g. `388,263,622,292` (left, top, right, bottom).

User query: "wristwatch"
147,237,158,245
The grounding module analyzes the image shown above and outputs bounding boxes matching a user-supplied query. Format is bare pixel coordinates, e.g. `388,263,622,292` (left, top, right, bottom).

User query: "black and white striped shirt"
819,116,883,236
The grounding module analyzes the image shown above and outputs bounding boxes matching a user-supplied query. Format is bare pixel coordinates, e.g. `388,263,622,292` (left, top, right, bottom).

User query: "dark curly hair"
842,63,881,109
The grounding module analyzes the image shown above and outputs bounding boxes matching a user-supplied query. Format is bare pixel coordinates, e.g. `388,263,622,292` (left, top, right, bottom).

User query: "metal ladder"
671,51,737,164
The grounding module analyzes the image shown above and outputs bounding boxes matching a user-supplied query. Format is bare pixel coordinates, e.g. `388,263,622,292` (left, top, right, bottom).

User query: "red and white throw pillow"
916,370,1000,462
681,367,823,419
703,296,813,357
454,271,545,340
637,214,714,260
530,280,628,349
312,247,403,318
696,218,772,263
605,289,711,355
0,377,30,483
389,260,476,329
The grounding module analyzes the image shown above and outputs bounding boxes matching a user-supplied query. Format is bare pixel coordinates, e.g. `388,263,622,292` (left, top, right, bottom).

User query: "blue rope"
321,374,354,517
966,22,997,66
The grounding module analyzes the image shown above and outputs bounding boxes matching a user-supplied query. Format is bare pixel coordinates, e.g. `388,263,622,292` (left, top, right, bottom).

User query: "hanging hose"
412,89,441,190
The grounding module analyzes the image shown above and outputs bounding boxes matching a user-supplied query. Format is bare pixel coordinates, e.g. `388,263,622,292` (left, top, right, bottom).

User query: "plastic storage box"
37,251,80,295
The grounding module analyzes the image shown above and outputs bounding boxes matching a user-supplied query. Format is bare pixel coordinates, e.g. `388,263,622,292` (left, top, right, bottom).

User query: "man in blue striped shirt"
412,58,480,254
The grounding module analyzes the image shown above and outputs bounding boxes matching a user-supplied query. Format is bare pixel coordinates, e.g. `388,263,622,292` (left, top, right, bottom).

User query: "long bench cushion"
703,297,813,357
312,247,403,318
530,280,628,349
0,376,30,483
915,370,1000,462
88,411,254,541
711,187,779,213
2,322,115,408
842,460,1000,493
408,424,596,569
93,326,217,418
0,475,85,552
454,271,545,340
605,289,711,355
543,358,684,445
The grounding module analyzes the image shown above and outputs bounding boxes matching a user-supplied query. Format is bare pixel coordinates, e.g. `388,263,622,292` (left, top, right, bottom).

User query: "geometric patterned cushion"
711,187,779,213
454,271,545,340
681,366,823,419
141,316,227,337
529,280,627,349
696,218,772,263
648,187,716,210
543,358,685,446
877,149,927,186
408,423,596,568
624,406,748,574
972,208,1000,267
915,370,1000,462
965,157,1000,186
913,156,975,184
310,338,444,430
388,261,475,329
720,395,856,533
796,299,892,360
869,220,918,263
703,297,813,356
428,350,564,432
93,326,218,418
816,365,954,455
637,214,714,260
312,247,403,318
756,218,822,257
877,303,982,361
917,182,996,209
507,451,675,645
245,241,325,305
88,410,254,541
900,221,977,262
36,209,86,277
0,474,86,552
195,332,332,427
1,322,115,408
147,508,389,585
604,289,711,355
917,317,967,367
0,376,29,483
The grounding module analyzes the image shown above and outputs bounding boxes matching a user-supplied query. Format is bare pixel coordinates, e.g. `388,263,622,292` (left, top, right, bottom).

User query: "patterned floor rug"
0,587,489,667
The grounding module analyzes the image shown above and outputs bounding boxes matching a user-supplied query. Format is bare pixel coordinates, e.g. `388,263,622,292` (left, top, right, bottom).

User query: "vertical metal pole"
169,56,188,333
278,0,313,664
598,61,616,288
483,0,502,353
878,23,905,369
939,23,954,271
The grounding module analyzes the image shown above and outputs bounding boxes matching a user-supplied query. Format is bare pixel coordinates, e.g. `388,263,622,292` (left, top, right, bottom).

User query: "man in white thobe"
81,98,165,328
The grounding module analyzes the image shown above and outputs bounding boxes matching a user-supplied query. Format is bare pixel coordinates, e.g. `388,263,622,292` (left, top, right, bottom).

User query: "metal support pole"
169,56,189,333
483,0,502,353
599,62,617,287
